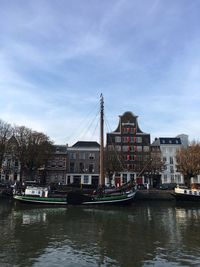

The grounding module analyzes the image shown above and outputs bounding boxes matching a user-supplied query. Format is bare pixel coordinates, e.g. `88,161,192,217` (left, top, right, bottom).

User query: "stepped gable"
72,141,100,148
113,111,144,134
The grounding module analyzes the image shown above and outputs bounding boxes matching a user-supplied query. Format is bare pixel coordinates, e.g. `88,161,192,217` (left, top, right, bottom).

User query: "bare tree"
105,149,124,186
14,126,54,182
176,141,200,186
0,119,13,170
140,146,165,187
26,131,54,182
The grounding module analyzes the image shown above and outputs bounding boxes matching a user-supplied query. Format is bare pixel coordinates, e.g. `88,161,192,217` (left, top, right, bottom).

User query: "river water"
0,199,200,267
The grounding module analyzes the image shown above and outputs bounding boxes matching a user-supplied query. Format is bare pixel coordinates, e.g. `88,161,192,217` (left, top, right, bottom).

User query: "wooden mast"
99,94,104,186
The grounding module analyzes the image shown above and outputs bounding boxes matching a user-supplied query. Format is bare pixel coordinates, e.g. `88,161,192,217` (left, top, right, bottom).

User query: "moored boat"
13,186,67,205
172,186,200,201
67,94,136,206
67,189,136,205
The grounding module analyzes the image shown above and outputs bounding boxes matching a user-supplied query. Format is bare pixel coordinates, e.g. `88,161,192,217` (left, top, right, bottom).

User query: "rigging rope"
65,101,99,145
79,108,99,141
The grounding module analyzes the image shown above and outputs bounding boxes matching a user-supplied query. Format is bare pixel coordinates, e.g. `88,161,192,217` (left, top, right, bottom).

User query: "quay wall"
135,189,175,201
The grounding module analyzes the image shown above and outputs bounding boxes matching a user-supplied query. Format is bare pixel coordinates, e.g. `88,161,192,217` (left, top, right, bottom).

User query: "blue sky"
0,0,200,145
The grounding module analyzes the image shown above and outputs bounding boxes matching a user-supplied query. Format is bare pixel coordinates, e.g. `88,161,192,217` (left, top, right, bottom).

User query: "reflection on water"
0,200,200,267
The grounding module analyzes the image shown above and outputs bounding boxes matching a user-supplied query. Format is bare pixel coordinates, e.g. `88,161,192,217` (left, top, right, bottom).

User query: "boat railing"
175,186,200,196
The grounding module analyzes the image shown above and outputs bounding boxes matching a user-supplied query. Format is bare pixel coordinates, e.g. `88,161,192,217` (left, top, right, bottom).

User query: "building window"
115,145,121,151
164,174,168,182
137,146,142,152
122,137,129,143
175,174,181,183
170,166,174,173
177,174,181,183
170,157,173,164
123,127,130,134
122,146,129,151
58,162,64,167
14,161,18,167
136,137,142,143
192,176,198,183
88,153,95,160
122,174,127,183
143,146,149,152
89,164,94,173
79,162,84,173
115,136,121,143
130,154,135,161
108,145,114,151
83,175,89,184
70,153,76,160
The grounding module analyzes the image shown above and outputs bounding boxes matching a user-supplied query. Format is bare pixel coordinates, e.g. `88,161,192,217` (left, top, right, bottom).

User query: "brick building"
106,111,151,186
45,145,68,184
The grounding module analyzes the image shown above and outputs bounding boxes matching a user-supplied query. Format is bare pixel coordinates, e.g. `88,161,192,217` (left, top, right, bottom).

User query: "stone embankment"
135,189,175,201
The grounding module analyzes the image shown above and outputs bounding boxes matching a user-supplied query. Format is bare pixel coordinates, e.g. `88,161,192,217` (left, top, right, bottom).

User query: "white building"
152,135,189,185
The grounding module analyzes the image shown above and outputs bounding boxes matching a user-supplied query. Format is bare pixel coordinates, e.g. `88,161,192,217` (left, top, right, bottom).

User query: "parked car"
159,183,177,190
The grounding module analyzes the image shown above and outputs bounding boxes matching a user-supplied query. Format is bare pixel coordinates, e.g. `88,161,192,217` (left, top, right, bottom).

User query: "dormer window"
88,153,95,160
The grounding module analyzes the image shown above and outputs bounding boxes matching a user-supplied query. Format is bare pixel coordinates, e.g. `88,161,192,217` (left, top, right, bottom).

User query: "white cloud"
0,0,200,144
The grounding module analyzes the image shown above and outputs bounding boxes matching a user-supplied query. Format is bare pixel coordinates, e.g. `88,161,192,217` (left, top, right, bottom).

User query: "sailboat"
67,94,136,205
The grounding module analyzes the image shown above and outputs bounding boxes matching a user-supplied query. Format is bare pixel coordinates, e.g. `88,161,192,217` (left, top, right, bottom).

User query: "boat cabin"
24,186,49,197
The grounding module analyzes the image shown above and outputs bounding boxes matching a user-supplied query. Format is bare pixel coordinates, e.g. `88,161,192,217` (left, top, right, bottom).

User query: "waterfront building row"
1,111,199,187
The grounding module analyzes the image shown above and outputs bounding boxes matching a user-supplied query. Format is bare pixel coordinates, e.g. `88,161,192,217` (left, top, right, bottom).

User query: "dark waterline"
0,199,200,267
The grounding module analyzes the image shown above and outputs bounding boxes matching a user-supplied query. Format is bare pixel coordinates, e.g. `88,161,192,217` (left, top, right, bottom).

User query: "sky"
0,0,200,145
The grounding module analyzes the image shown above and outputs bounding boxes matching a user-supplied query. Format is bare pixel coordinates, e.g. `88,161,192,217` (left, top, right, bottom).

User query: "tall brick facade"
106,112,151,185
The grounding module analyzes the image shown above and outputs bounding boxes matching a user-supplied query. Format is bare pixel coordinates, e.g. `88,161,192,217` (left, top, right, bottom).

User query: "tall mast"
99,94,104,186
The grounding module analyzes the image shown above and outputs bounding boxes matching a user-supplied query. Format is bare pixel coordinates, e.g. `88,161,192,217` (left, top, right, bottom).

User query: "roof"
72,141,100,148
111,111,147,134
53,145,68,153
152,137,182,146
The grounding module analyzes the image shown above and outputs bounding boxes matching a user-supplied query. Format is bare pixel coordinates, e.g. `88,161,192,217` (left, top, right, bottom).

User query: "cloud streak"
0,0,200,145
